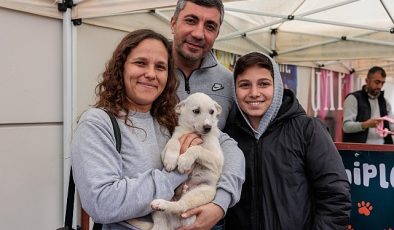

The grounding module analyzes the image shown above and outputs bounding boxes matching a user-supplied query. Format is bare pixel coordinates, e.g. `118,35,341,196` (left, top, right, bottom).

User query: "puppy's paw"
177,154,194,174
163,151,179,171
151,199,169,211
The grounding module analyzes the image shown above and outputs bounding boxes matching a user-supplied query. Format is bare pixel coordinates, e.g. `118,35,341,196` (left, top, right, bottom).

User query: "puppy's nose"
203,125,212,133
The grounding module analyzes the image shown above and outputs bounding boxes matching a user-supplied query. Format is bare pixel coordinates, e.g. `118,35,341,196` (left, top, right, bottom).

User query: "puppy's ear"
214,102,222,116
175,101,185,115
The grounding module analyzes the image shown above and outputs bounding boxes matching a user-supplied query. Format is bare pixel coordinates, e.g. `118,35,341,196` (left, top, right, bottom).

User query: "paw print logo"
357,201,373,216
347,224,354,230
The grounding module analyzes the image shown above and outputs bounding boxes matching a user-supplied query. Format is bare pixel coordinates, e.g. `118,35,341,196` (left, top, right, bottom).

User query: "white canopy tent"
221,0,394,77
1,0,393,76
70,0,394,76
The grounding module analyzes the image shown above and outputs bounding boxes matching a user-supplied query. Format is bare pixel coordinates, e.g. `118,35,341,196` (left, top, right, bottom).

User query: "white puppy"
151,92,224,230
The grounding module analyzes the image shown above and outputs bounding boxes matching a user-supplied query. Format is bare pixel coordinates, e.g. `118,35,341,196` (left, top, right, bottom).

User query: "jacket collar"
200,50,218,69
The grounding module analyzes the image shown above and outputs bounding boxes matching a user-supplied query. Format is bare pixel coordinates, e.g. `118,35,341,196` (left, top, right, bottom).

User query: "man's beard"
176,39,205,63
177,47,201,62
367,87,381,97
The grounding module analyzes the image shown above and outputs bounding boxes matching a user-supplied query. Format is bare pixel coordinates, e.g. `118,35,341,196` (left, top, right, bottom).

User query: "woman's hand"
179,133,203,154
176,203,224,230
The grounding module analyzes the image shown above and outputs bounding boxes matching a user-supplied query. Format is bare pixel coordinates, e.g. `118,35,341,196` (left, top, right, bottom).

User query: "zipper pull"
185,78,190,94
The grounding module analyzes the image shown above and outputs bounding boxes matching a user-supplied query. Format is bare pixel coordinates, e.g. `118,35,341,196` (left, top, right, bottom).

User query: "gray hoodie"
71,108,245,229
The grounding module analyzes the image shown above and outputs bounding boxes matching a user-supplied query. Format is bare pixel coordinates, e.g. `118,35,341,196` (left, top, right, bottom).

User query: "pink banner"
308,69,354,142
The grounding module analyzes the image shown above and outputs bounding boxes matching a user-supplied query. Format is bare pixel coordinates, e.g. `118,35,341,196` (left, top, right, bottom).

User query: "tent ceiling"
80,0,394,77
1,0,393,77
0,0,62,19
219,0,394,77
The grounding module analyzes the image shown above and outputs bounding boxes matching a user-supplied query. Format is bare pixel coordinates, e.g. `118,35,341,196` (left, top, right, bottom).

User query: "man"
343,66,394,144
171,0,234,130
170,1,245,230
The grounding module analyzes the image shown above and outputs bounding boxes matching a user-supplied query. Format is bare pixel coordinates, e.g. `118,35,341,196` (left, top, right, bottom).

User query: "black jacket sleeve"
305,118,351,229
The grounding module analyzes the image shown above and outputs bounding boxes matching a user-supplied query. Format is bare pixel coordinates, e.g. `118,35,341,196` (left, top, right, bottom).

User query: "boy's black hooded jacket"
224,89,351,230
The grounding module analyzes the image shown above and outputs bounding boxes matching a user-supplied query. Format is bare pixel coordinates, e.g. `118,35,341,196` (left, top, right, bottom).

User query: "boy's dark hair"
234,52,274,80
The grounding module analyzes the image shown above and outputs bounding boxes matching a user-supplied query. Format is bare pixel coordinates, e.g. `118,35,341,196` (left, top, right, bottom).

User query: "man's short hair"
173,0,224,25
367,66,386,79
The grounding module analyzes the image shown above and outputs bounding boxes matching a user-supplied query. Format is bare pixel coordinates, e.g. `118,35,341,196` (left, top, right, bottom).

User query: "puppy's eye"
192,109,200,114
209,109,214,115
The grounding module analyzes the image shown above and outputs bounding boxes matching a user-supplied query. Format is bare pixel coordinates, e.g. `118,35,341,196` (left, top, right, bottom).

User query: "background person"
224,52,351,229
343,66,394,144
170,1,245,230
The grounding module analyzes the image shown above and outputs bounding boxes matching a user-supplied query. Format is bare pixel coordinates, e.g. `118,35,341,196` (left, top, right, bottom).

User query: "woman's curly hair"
94,29,179,134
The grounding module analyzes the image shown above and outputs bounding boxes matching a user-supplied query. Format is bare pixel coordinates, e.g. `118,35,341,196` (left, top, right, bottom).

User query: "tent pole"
347,37,394,47
62,4,73,222
217,18,286,41
72,11,80,226
152,9,171,23
379,0,394,24
293,16,388,33
246,36,272,55
216,16,273,55
270,29,276,57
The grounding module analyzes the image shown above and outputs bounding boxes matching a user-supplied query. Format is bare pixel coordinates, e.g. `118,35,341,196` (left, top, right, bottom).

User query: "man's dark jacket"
224,89,351,230
343,87,393,144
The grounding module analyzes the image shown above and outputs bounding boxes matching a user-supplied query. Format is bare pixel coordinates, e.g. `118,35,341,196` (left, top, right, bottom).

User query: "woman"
72,28,244,230
224,52,351,229
71,29,186,229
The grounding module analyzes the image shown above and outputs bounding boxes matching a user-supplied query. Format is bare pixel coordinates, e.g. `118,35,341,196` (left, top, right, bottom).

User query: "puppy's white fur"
150,92,224,230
